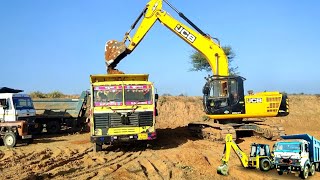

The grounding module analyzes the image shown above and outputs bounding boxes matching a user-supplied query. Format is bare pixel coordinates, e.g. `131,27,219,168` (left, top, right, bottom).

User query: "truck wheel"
309,164,315,176
300,166,309,179
46,121,61,134
277,171,283,175
93,143,102,152
259,158,272,171
3,132,17,148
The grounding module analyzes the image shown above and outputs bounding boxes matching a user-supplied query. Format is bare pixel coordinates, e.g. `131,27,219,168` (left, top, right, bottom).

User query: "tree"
190,45,239,75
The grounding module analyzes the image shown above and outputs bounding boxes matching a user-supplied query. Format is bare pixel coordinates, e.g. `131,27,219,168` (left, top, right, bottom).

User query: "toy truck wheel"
300,166,309,179
3,132,17,148
93,143,102,152
309,164,315,176
46,121,61,134
259,158,272,171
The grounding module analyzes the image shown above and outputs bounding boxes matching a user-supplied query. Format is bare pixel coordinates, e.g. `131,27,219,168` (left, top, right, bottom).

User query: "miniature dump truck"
32,91,90,134
274,134,320,179
89,74,158,152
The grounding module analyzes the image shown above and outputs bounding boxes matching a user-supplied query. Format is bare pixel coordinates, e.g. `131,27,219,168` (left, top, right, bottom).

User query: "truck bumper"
22,135,32,139
91,132,157,144
276,164,301,173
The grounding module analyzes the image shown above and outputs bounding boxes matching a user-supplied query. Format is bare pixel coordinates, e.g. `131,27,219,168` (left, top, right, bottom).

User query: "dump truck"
32,91,90,134
274,134,320,179
90,74,158,152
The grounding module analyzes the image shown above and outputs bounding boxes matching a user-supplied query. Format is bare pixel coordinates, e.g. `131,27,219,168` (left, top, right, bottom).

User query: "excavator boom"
105,0,229,76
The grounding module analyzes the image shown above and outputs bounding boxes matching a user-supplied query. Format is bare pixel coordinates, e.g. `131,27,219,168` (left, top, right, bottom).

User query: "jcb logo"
175,24,196,43
247,98,262,103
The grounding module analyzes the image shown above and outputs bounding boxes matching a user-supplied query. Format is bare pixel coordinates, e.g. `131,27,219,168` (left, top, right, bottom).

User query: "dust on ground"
0,95,319,180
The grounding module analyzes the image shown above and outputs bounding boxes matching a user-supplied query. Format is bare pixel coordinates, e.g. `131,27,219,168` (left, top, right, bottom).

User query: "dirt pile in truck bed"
0,95,319,180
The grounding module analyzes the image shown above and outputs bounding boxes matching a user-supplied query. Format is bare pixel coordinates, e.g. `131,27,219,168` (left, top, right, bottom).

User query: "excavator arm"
105,0,229,76
217,134,249,175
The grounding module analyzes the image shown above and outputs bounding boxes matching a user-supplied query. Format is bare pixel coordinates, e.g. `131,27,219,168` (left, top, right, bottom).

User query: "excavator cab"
203,76,245,116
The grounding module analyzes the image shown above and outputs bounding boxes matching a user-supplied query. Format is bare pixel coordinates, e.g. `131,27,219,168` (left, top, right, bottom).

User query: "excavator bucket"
217,163,229,175
105,40,127,74
105,40,127,67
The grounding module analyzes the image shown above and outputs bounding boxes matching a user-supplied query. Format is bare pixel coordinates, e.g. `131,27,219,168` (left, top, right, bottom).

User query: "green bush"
29,91,47,98
47,91,64,98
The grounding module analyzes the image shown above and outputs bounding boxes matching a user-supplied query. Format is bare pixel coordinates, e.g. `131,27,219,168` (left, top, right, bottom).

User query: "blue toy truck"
273,134,320,179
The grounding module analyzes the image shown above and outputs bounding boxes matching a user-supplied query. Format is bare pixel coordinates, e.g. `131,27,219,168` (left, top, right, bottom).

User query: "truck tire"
3,132,17,148
93,143,102,152
46,121,61,134
300,165,309,179
259,158,272,171
309,164,315,176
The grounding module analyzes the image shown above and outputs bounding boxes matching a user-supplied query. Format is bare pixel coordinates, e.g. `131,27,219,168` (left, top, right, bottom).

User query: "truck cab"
89,74,158,152
0,91,36,124
274,140,309,173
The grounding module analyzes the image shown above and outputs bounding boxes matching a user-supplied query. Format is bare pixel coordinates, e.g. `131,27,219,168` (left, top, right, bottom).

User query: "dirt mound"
0,95,319,179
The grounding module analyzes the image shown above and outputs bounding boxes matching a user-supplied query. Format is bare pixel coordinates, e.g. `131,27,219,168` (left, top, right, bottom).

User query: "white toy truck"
0,87,34,147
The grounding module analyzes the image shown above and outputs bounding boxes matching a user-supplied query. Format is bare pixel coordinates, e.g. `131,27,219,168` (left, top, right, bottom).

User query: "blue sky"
1,0,319,95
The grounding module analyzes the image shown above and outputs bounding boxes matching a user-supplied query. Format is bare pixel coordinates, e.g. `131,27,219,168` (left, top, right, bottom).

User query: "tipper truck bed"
32,91,90,134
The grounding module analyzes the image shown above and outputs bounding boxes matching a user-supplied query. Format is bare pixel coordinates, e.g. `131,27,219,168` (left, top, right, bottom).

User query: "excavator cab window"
250,145,257,157
203,76,245,115
208,80,229,108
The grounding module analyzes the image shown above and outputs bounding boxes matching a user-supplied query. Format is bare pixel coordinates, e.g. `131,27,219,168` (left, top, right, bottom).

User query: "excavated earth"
0,95,319,180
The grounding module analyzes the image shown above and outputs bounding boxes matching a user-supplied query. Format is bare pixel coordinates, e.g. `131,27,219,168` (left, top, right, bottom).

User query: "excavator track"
188,120,285,141
188,121,236,142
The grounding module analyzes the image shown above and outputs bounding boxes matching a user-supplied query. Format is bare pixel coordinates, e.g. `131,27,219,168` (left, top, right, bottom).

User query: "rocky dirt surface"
0,95,319,180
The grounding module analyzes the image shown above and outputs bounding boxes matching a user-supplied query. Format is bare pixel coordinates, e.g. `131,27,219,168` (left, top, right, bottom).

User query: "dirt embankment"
0,95,319,180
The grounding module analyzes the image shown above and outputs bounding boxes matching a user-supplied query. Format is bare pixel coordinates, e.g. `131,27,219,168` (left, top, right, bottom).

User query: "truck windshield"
13,97,34,110
93,86,123,106
124,85,152,105
275,142,301,152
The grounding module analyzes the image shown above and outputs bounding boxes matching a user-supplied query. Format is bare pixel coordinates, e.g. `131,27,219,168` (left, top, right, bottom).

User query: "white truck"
0,87,34,147
274,134,320,179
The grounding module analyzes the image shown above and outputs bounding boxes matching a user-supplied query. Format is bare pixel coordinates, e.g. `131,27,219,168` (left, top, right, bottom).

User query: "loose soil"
0,95,319,180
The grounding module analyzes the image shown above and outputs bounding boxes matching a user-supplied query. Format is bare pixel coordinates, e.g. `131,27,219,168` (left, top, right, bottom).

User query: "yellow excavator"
217,134,274,175
105,0,289,141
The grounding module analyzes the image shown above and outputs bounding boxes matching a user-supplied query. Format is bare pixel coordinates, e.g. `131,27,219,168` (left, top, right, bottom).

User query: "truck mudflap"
91,132,157,144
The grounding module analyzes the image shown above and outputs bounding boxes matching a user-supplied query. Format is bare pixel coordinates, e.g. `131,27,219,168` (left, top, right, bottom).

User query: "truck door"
0,98,15,122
